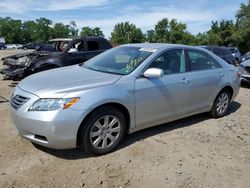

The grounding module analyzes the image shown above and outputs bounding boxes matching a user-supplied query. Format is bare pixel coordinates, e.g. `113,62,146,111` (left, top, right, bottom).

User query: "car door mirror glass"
143,68,164,78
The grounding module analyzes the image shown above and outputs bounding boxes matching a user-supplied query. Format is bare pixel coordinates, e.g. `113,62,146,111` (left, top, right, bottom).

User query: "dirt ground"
0,49,249,188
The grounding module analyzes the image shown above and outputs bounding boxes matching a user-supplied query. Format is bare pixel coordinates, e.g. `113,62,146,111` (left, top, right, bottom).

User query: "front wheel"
211,91,231,118
80,107,126,155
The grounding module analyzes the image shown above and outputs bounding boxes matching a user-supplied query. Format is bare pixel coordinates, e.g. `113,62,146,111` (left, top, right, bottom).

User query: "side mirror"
68,48,78,53
143,68,164,78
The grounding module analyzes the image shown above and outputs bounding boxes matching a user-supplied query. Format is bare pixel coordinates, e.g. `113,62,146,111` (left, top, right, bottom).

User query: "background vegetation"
0,1,249,53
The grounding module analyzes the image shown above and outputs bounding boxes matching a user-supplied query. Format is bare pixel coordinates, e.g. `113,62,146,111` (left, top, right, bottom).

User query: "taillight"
237,71,241,78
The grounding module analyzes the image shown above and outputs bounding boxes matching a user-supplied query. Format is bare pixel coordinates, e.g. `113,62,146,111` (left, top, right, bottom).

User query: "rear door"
63,39,89,66
83,39,104,60
135,49,191,126
187,49,225,112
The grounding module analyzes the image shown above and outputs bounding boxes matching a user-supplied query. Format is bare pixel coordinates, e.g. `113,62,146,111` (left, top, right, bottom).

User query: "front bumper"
10,87,87,149
0,67,26,78
240,74,250,83
1,58,29,78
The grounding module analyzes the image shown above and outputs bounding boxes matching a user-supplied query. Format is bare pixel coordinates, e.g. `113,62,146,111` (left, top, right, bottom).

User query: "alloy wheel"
89,115,121,149
216,93,229,114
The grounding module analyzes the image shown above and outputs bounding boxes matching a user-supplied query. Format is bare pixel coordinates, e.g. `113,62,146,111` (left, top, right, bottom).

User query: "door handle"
219,72,225,78
180,78,190,84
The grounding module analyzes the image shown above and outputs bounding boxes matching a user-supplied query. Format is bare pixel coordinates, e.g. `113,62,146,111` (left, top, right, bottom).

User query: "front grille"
245,66,250,73
10,95,29,109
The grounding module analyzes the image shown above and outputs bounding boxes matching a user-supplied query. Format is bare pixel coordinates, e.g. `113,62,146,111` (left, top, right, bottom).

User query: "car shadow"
0,95,9,103
33,101,241,160
8,82,18,87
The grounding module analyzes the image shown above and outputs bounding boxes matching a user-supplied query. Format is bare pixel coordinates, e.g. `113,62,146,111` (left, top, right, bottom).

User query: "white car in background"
239,59,250,83
6,44,23,49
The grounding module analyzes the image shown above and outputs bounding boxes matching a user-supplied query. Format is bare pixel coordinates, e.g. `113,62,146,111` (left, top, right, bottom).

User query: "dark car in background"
0,36,112,80
227,47,241,63
21,42,42,49
0,42,7,50
241,51,250,62
200,46,236,65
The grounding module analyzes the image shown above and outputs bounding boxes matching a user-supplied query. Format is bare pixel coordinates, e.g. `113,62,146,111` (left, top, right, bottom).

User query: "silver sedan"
10,44,240,155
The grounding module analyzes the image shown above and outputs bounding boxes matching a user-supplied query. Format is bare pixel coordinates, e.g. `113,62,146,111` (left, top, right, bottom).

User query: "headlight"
29,98,80,111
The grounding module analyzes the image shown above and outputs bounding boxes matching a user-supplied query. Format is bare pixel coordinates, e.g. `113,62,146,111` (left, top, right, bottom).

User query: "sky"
0,0,248,38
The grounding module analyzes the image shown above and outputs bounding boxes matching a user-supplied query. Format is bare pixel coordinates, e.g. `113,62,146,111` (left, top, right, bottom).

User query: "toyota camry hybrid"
10,44,240,155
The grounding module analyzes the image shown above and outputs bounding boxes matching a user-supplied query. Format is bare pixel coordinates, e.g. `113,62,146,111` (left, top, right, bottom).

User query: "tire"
211,90,231,118
79,106,126,155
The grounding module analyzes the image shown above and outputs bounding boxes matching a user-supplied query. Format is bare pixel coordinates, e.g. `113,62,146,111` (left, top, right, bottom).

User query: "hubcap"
216,93,229,114
89,115,121,149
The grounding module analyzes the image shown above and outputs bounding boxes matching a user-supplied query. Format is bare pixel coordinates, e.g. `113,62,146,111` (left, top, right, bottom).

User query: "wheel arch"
220,85,234,99
76,102,131,147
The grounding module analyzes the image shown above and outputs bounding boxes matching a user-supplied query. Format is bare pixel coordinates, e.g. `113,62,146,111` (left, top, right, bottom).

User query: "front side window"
228,48,236,53
148,49,186,74
67,40,85,53
82,47,153,75
188,50,221,71
58,41,70,51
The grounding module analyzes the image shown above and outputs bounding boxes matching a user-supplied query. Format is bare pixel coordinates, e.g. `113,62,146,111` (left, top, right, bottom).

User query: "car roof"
49,38,73,42
121,43,190,50
200,45,230,49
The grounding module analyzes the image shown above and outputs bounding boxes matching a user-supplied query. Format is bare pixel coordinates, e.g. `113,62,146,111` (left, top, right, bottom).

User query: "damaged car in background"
0,37,112,80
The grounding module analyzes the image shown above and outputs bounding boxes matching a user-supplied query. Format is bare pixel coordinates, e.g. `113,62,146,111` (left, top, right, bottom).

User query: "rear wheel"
211,90,231,118
79,107,126,155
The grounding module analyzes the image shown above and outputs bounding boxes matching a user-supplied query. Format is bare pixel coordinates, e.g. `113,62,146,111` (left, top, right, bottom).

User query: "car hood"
18,65,122,98
2,51,61,67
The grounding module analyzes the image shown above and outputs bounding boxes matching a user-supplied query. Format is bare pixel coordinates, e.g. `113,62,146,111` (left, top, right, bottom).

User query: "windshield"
228,48,236,53
82,46,154,75
37,40,71,52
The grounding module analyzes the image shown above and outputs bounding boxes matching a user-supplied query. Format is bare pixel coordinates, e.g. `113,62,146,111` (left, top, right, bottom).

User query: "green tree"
69,21,78,36
0,17,23,43
154,18,169,42
168,19,191,44
146,18,193,44
92,27,104,37
22,20,37,43
206,20,235,46
35,17,52,42
51,23,70,38
80,26,104,37
146,30,155,42
80,26,93,36
111,22,144,44
194,32,209,45
235,0,250,53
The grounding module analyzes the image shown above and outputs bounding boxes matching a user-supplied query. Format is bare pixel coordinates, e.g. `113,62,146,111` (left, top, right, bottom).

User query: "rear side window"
149,49,186,75
87,41,99,51
188,50,221,71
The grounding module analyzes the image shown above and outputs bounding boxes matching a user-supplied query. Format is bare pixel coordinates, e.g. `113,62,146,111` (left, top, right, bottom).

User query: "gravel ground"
0,49,250,188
